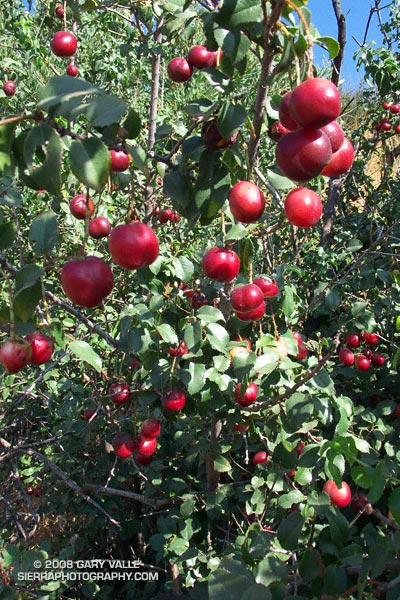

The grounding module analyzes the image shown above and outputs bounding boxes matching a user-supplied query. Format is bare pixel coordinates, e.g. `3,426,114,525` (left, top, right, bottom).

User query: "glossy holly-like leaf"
28,210,59,255
70,137,111,191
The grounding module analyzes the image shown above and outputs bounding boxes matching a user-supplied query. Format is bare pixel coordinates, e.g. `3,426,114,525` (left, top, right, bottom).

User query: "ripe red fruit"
201,119,238,150
284,188,322,228
323,479,352,508
109,149,130,172
50,31,77,57
354,354,371,371
55,5,64,18
167,57,193,82
253,276,279,298
345,334,361,349
235,382,258,407
109,222,159,269
66,64,78,77
187,45,216,69
0,338,32,373
395,124,400,134
135,452,152,466
89,216,111,239
202,247,240,283
296,441,305,456
69,194,94,220
292,331,308,360
25,332,54,365
362,348,373,360
269,120,291,141
389,103,400,114
371,352,385,367
135,434,157,456
381,121,392,131
276,128,332,182
231,284,264,313
319,120,345,153
112,432,134,458
252,451,268,465
141,419,161,438
338,347,355,366
159,208,174,224
321,137,355,177
162,388,186,412
228,181,265,224
289,78,341,129
235,301,266,322
109,381,131,405
168,340,188,357
83,408,96,421
3,80,16,97
363,331,379,346
381,101,391,110
351,492,369,512
190,291,208,309
61,256,113,307
278,91,299,131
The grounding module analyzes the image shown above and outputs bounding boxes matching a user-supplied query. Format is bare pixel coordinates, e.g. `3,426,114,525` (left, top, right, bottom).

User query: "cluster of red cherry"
0,331,54,374
276,77,354,228
111,418,161,465
153,207,180,224
375,100,400,134
167,45,222,83
338,331,385,371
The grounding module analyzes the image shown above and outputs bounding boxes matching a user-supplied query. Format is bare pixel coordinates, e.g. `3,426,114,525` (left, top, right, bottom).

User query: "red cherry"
66,64,78,77
3,80,16,97
292,331,308,360
50,31,77,57
296,441,305,456
83,409,96,421
201,119,238,150
363,332,379,346
395,124,400,134
61,256,114,307
141,419,161,438
25,332,54,365
269,120,291,141
109,222,159,270
345,334,361,349
89,216,111,239
202,247,240,283
112,432,135,458
252,451,268,465
162,388,186,412
135,452,152,465
190,291,208,309
351,492,369,512
381,101,391,110
109,381,131,405
323,479,352,508
167,57,193,82
321,137,355,177
362,348,373,360
371,353,385,367
354,354,371,371
289,78,341,129
69,194,94,220
228,181,265,224
234,382,258,407
231,284,264,313
319,120,345,153
381,121,392,131
235,301,266,322
135,434,157,456
276,128,332,182
168,340,188,357
338,347,355,366
284,188,322,228
109,149,130,172
389,103,400,114
0,338,32,373
187,45,216,69
278,91,299,131
159,208,174,223
253,276,279,298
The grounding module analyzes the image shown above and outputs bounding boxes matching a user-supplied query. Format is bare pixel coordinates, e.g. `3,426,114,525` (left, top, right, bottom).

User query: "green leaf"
14,264,44,297
69,340,102,372
205,323,230,352
163,171,193,215
277,512,304,549
156,323,178,345
213,455,231,473
255,555,288,587
388,487,400,523
23,124,62,195
171,256,194,282
253,351,279,377
70,138,111,191
182,362,206,394
266,169,293,191
0,177,22,207
225,223,247,240
217,102,246,140
299,548,322,583
209,557,255,600
28,210,59,255
0,221,16,249
37,76,101,113
316,36,340,59
197,306,225,323
122,107,142,138
0,122,16,174
14,282,42,322
194,151,231,223
86,95,127,127
216,0,263,34
128,144,147,172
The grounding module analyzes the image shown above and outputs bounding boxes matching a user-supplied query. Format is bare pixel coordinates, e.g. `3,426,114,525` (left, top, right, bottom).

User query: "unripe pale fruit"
167,57,193,82
289,78,341,129
112,432,134,458
321,137,354,177
0,339,32,373
323,479,352,508
61,256,114,307
275,338,288,358
109,222,159,270
69,194,94,220
50,31,77,57
276,128,332,182
25,332,54,365
284,188,322,228
202,247,240,283
228,181,265,224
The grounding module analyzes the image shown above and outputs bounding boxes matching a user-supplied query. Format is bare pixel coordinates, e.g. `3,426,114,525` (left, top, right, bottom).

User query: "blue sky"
307,0,393,90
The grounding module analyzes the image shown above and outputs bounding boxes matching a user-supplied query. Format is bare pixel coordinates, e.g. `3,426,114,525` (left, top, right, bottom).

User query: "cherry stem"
221,211,226,246
284,0,314,79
